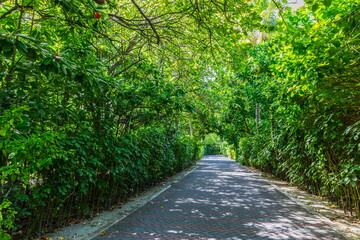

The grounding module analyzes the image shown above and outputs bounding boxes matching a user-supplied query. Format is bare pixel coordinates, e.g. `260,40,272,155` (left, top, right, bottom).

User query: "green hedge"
236,120,360,216
0,112,201,239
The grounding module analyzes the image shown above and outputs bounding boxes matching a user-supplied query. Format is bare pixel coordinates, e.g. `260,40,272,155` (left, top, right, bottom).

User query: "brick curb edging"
46,162,200,240
241,164,358,240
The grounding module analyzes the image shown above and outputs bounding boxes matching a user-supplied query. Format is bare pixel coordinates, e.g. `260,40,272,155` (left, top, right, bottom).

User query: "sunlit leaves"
219,0,360,218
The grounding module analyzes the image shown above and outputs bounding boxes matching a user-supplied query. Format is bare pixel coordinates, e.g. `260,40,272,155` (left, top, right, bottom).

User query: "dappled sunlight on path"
93,155,346,240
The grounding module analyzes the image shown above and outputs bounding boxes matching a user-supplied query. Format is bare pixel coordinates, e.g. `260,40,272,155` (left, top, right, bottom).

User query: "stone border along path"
248,168,360,239
46,161,200,240
47,155,354,240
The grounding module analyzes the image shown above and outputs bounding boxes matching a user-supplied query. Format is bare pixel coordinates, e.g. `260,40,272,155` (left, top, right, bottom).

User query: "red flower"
94,12,101,19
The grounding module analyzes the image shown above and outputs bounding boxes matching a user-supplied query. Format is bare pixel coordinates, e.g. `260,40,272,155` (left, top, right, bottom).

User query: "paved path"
93,155,346,240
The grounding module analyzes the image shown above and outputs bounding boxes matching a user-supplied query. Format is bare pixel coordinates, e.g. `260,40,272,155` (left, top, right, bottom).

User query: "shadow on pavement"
93,155,347,240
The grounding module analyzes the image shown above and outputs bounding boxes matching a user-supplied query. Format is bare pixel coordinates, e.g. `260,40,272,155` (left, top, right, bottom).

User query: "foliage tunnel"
0,0,359,239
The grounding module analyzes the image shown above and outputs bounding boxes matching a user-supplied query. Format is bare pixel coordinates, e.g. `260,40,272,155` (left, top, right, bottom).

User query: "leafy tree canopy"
0,0,359,238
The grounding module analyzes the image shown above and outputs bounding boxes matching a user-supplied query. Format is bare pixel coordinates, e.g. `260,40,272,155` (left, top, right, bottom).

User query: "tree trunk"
256,103,261,129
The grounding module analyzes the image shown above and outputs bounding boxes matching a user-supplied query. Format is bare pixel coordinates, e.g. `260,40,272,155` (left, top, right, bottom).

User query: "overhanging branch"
130,0,161,44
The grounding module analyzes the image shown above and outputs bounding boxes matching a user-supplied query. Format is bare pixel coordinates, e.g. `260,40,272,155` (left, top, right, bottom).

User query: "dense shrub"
0,112,201,239
224,0,360,217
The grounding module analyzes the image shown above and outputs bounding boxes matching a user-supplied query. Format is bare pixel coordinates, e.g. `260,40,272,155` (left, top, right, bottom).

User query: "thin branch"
130,0,161,44
0,5,18,20
271,0,287,26
113,58,145,77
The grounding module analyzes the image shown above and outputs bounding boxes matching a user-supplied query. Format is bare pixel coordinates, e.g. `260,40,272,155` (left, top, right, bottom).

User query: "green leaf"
15,40,28,55
42,58,52,65
323,0,332,7
332,40,341,48
16,90,25,97
0,129,6,136
2,43,13,53
312,3,319,12
16,34,39,42
61,65,68,75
